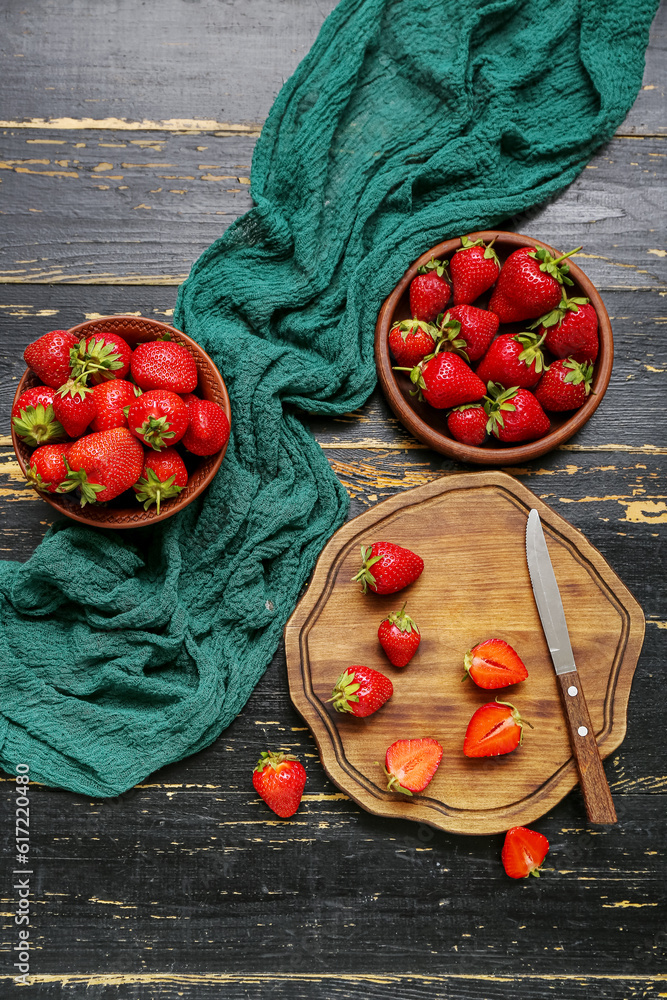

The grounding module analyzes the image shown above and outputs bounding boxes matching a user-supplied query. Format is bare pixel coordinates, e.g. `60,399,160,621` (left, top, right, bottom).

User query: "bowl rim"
12,315,231,528
374,230,613,465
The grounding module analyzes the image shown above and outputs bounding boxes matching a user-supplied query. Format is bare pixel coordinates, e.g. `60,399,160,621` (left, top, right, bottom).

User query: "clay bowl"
375,231,613,465
12,315,231,528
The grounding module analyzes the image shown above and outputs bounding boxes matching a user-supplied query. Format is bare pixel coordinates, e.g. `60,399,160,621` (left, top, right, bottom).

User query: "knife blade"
526,509,617,825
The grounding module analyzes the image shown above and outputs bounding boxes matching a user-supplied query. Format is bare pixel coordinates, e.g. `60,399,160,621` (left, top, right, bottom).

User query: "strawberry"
252,750,306,818
11,386,66,447
384,738,443,795
463,638,528,689
353,541,424,595
127,389,189,451
26,443,71,493
463,698,531,757
450,235,500,305
388,319,438,368
475,331,547,389
131,340,198,393
409,258,451,322
52,380,97,438
489,246,581,323
23,329,79,389
534,358,594,412
61,427,144,505
133,447,188,513
447,404,488,446
399,350,486,409
181,398,230,456
502,826,549,879
328,665,393,717
484,384,550,443
70,331,133,385
534,295,599,363
378,604,421,667
444,305,499,362
91,379,142,432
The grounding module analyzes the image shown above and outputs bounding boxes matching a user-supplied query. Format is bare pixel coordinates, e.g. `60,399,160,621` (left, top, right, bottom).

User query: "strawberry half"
463,638,528,689
353,541,424,595
378,604,421,667
450,236,500,305
252,751,306,818
384,738,443,795
409,258,451,322
501,826,549,879
463,698,532,758
328,665,393,717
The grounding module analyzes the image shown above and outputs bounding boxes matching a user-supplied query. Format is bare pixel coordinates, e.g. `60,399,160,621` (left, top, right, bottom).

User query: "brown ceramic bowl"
12,315,231,528
375,231,613,464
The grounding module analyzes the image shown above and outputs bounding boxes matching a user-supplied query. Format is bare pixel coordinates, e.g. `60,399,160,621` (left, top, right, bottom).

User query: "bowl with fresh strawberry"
12,315,231,528
375,231,612,464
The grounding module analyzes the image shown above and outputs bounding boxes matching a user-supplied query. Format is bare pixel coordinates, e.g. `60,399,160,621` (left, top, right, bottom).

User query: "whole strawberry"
328,665,393,717
127,389,189,451
378,604,421,667
23,329,79,388
402,350,486,409
26,443,71,493
133,447,188,513
476,331,547,389
181,398,230,456
61,427,144,505
535,358,593,412
91,379,142,432
485,384,550,443
131,339,198,393
447,404,488,446
450,235,500,305
535,295,599,363
409,258,451,322
388,319,438,368
12,386,66,447
252,751,306,818
52,380,97,438
489,246,580,323
445,304,499,362
353,541,424,595
70,331,132,384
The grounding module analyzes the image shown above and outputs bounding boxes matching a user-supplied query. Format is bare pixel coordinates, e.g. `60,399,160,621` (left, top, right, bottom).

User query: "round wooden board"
285,472,645,836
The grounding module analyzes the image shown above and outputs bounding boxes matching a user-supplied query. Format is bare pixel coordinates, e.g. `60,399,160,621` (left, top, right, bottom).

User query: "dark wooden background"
0,1,665,996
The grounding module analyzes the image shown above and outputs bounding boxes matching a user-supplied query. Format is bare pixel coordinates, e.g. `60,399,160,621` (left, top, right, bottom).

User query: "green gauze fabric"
0,0,658,795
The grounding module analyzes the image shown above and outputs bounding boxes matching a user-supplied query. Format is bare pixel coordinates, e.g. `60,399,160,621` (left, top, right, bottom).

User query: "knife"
525,509,617,825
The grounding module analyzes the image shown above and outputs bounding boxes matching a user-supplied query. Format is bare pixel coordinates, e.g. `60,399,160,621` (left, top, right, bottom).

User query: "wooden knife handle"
556,671,617,825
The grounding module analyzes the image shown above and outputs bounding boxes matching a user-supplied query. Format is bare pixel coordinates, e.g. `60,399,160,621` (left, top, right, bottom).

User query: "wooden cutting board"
285,472,644,835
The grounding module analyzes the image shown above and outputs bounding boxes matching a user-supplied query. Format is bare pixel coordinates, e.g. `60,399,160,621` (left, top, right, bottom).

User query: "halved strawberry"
501,826,549,879
463,699,532,757
463,639,528,689
328,665,393,717
384,738,443,795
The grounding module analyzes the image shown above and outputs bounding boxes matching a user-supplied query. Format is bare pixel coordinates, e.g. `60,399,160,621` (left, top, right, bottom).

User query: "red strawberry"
328,665,393,717
489,246,580,323
476,331,547,389
26,443,71,493
402,350,486,409
388,319,438,367
378,604,421,667
450,235,500,305
447,404,488,446
181,398,230,456
485,384,550,443
353,541,424,595
252,750,306,818
11,386,66,447
70,331,132,384
536,295,599,363
384,738,443,795
131,340,198,393
534,358,594,412
61,427,144,505
133,447,188,513
52,381,97,438
502,826,549,879
127,389,189,451
463,638,529,689
463,698,531,757
409,258,451,322
91,379,142,432
445,305,499,362
23,329,79,388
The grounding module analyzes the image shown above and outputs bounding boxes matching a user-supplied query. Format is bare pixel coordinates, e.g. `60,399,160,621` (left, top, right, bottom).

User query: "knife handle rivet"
568,685,578,696
577,725,588,737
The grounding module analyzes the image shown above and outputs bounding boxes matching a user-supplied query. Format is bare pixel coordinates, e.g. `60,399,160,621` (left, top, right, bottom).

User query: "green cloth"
0,0,659,795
